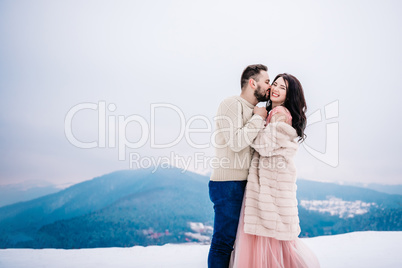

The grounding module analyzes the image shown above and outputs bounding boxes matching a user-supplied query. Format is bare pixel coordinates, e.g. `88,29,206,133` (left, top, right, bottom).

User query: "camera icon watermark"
302,100,339,167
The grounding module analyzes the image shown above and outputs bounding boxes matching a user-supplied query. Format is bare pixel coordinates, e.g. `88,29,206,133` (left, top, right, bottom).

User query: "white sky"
1,0,401,186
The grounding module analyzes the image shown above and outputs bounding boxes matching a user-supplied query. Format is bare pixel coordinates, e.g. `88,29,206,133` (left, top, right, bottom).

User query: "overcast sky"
1,0,401,187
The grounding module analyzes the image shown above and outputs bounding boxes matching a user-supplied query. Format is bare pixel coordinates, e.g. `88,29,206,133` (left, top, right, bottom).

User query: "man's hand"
253,106,267,119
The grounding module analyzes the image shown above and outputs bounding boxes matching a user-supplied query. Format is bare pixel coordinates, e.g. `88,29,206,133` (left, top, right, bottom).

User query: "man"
208,64,271,268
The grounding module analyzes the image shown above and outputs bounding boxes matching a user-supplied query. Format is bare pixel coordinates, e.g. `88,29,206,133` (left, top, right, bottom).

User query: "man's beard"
254,85,269,102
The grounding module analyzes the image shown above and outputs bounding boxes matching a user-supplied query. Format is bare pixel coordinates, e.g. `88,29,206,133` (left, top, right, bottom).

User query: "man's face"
253,71,271,102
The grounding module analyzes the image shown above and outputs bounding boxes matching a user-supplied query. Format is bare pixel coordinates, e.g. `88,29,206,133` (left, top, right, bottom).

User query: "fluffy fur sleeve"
251,122,298,157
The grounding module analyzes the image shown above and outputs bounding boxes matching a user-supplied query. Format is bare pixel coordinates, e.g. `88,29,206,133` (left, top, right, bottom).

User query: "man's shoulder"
217,96,242,114
221,95,240,104
219,95,242,108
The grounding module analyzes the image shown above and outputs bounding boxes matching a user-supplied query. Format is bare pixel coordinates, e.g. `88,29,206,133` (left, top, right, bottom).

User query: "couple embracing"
208,64,320,268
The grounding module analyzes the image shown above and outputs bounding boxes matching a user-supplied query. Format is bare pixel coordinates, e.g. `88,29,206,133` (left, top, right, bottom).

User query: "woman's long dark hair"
266,73,307,142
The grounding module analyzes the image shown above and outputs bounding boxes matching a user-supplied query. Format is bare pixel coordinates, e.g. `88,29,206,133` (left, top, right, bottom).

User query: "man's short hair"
240,64,268,90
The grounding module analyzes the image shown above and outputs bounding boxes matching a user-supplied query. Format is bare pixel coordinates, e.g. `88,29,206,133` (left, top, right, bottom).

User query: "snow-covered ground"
0,231,400,268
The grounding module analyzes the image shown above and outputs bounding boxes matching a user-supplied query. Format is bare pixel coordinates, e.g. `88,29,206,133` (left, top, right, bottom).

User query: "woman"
230,73,320,268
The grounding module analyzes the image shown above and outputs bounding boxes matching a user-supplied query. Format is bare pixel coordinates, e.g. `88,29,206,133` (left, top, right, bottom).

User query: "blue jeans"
208,180,247,268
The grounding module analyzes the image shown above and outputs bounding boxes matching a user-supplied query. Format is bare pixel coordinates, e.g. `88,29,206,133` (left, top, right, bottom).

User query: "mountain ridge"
0,167,400,248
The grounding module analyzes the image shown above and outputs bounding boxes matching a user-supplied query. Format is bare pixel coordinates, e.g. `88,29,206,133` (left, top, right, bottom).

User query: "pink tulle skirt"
230,199,320,268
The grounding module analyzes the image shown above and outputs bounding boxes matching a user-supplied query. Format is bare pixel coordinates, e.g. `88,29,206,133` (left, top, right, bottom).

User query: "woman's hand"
270,112,290,125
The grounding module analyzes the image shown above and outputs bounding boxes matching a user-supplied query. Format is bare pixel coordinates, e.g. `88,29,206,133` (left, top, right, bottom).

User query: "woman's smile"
272,92,280,97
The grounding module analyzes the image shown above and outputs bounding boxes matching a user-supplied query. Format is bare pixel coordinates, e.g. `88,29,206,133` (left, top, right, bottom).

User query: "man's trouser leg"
208,180,246,268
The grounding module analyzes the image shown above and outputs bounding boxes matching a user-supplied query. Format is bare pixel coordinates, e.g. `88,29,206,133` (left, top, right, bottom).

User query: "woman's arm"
251,121,297,156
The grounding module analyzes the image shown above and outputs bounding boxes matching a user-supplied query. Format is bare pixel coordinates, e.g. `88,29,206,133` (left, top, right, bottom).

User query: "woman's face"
270,77,287,104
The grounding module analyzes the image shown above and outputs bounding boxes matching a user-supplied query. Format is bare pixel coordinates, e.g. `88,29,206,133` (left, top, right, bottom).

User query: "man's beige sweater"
210,96,265,181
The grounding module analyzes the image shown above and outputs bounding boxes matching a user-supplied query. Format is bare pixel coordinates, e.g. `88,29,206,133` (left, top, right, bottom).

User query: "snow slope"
0,231,400,268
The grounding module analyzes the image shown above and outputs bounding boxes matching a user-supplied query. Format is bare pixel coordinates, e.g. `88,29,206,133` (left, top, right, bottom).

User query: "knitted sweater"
210,96,265,181
243,121,301,240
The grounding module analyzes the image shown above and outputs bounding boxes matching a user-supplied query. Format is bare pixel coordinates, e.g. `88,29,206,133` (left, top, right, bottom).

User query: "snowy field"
0,231,401,268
